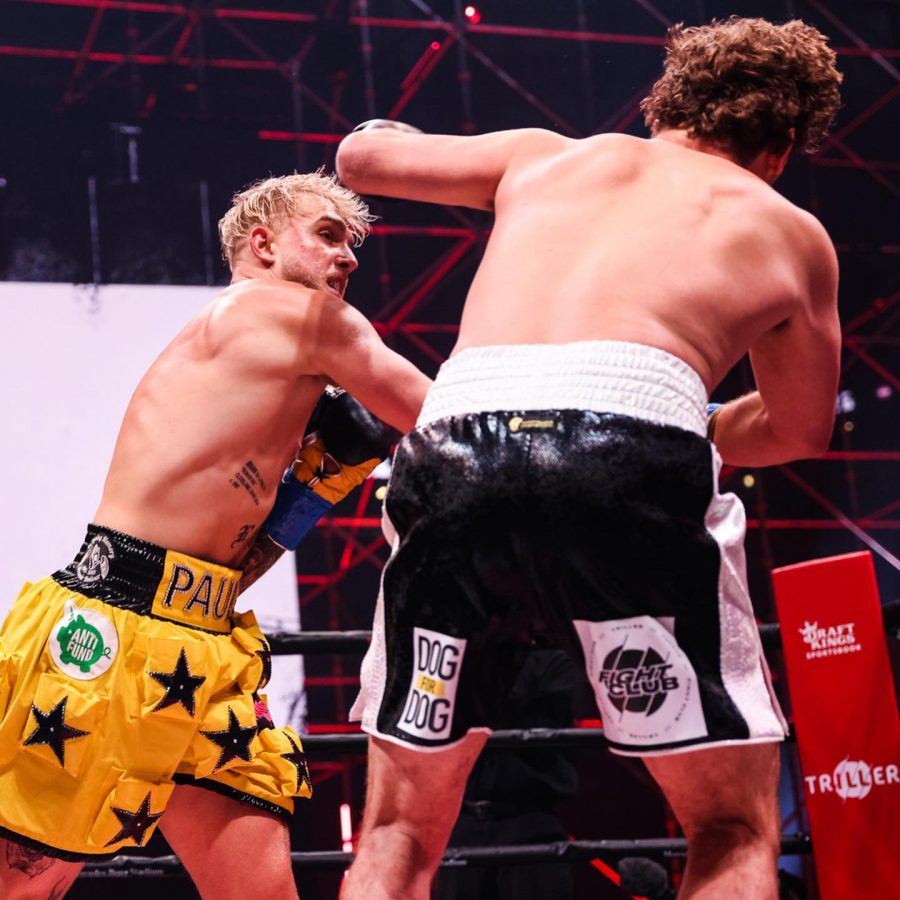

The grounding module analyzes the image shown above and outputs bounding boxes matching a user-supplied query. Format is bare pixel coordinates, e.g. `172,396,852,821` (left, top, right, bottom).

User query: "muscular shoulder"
751,191,836,285
214,279,318,323
510,131,636,173
508,127,572,157
785,203,836,262
789,206,838,306
711,179,813,244
737,188,838,308
497,132,634,206
497,129,577,179
205,279,335,373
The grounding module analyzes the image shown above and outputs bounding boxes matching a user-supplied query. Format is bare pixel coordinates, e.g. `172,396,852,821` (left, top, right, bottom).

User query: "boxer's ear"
248,226,276,266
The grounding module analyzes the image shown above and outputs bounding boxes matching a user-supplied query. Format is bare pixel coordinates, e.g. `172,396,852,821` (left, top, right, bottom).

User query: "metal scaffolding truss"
7,0,897,339
5,0,900,157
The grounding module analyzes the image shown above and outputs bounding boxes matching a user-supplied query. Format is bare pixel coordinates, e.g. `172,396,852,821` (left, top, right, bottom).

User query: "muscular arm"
713,219,841,467
336,127,566,210
238,369,408,593
312,296,431,433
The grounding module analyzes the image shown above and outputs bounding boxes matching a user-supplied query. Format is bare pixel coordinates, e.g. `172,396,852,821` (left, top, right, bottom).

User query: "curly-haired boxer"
0,172,430,897
337,17,842,900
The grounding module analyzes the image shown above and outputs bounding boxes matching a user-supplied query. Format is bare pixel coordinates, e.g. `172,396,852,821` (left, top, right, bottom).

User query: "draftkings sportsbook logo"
804,757,899,800
397,627,466,742
799,620,862,660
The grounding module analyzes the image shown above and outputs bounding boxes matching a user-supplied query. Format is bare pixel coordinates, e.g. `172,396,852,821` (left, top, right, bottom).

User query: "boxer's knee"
359,734,485,855
682,811,780,858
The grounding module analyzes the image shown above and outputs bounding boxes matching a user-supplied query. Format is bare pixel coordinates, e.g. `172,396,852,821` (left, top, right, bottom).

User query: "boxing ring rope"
77,600,900,879
299,728,645,754
266,599,900,656
81,834,815,875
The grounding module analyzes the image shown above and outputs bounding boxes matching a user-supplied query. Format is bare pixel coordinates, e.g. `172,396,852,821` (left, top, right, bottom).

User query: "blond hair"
641,17,842,163
218,171,375,268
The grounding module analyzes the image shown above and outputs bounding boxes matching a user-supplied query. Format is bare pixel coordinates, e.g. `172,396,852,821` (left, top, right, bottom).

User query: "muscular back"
459,133,823,391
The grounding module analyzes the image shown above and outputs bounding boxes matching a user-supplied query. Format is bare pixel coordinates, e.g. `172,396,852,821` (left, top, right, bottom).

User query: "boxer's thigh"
160,783,297,899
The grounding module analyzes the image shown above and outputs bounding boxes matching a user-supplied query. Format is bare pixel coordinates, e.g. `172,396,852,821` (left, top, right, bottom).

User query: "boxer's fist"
292,387,396,504
261,388,397,550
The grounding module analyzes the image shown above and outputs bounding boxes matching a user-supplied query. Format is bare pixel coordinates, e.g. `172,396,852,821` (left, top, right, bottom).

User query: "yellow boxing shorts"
0,525,311,862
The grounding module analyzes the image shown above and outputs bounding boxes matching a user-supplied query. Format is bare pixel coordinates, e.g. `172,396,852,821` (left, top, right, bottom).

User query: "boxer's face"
270,196,359,298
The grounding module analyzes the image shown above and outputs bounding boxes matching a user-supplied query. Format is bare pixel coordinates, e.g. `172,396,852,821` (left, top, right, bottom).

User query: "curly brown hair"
641,17,842,163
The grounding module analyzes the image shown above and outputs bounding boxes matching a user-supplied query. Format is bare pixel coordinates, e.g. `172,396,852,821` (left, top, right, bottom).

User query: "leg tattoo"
5,842,55,878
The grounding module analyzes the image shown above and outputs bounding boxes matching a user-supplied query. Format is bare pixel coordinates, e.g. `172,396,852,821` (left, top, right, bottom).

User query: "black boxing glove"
261,387,398,550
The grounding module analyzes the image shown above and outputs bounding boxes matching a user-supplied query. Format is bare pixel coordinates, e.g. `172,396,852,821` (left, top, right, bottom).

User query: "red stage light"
430,40,441,51
464,5,481,24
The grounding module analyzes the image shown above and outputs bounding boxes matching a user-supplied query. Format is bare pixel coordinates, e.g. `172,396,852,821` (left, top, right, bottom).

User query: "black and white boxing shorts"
350,341,788,756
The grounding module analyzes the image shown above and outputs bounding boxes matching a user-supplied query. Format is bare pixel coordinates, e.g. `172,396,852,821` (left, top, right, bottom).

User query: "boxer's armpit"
239,531,286,593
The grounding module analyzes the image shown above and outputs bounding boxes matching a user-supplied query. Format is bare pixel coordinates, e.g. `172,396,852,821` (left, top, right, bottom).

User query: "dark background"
3,0,898,897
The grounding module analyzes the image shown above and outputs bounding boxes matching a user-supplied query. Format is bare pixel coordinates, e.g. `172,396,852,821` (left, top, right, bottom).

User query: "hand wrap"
706,403,723,442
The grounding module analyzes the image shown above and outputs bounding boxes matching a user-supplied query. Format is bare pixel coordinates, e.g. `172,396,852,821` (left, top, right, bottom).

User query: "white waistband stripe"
418,341,709,437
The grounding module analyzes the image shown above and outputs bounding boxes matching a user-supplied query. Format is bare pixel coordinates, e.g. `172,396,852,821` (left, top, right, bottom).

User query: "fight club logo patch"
397,627,466,741
75,534,115,585
574,616,708,748
804,757,900,799
601,643,677,717
50,601,119,680
799,620,862,660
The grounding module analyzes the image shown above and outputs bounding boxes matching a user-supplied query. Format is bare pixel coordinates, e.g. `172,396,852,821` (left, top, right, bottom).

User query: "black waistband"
53,525,169,612
52,525,243,633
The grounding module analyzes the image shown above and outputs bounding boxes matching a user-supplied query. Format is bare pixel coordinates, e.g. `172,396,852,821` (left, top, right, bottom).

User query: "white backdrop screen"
0,281,305,729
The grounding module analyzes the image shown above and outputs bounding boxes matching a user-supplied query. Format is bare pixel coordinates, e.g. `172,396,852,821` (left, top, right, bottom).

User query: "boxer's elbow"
797,422,833,459
771,415,834,463
797,405,836,458
336,134,412,199
336,133,370,192
809,417,835,456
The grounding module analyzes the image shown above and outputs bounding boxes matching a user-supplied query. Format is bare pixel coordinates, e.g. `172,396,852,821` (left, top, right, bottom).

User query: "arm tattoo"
231,523,257,548
239,532,287,593
5,842,55,878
